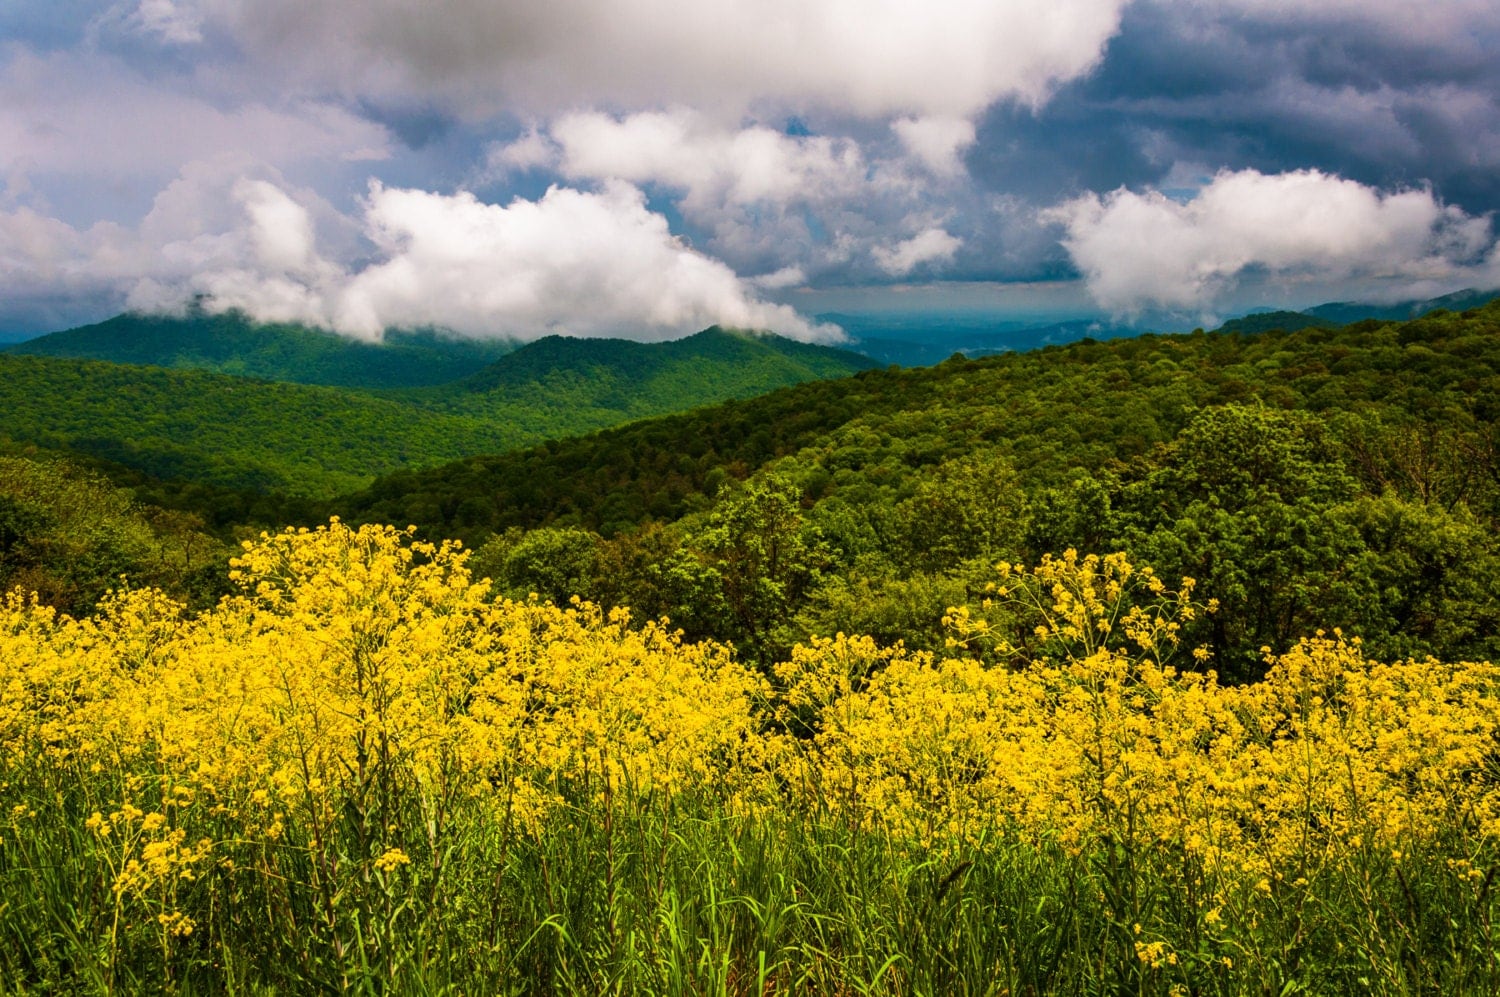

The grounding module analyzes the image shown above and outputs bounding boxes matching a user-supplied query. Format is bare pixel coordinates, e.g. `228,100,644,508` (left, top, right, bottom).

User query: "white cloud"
872,227,963,276
1050,169,1499,313
488,128,557,174
891,117,977,176
749,266,808,290
541,110,868,213
331,181,838,341
0,161,839,343
189,0,1128,120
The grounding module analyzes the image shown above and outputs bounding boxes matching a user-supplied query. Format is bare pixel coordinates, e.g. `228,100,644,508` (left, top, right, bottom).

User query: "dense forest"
307,302,1500,679
0,322,873,496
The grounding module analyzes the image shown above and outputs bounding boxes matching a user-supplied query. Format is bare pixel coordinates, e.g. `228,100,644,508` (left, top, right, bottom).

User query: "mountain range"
2,310,516,389
0,318,876,496
820,287,1500,364
2,287,1494,500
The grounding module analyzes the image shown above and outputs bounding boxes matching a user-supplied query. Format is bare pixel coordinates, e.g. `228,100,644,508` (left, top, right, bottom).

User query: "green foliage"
473,526,602,604
1114,406,1367,678
0,455,226,614
793,568,969,654
687,475,828,664
4,309,516,388
339,300,1500,675
891,451,1030,573
1340,493,1500,661
0,325,873,498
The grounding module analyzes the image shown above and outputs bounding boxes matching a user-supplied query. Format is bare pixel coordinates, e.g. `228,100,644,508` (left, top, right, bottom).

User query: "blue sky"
2,0,1498,341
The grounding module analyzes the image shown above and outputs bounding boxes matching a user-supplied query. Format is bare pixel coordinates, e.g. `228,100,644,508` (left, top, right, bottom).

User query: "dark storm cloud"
968,1,1500,215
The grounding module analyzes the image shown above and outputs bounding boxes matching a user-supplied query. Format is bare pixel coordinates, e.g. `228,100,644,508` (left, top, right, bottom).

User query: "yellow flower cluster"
1,524,1496,927
2,521,767,814
779,553,1500,885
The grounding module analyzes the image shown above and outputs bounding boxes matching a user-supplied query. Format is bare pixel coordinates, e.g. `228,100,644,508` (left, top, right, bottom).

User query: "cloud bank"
4,161,839,342
330,182,836,341
1052,169,1499,314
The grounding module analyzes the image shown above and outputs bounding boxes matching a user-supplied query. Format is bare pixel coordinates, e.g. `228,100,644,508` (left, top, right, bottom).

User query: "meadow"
1,520,1495,994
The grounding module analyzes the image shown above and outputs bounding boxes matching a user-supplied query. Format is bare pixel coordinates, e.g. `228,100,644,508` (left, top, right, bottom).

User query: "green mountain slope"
335,302,1500,542
0,354,520,495
1208,290,1500,338
0,326,876,497
330,301,1500,675
426,326,879,415
1305,287,1500,325
3,311,516,389
1210,310,1338,336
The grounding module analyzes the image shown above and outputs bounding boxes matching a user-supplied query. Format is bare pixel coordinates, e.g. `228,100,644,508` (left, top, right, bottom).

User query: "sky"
2,0,1499,342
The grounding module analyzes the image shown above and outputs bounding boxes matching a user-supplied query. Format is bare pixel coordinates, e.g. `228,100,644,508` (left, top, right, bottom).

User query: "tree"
892,451,1030,574
689,474,827,665
473,526,601,605
1116,405,1367,679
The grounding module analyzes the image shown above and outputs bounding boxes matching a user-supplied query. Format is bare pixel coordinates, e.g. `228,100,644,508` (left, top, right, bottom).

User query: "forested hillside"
0,453,226,616
3,310,517,389
0,353,519,495
0,327,874,496
338,302,1500,677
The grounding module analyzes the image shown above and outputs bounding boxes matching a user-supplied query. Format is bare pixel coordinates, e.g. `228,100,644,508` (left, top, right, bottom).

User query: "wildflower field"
1,520,1497,994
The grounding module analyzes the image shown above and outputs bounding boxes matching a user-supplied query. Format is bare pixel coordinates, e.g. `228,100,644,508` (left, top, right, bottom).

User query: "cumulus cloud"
1050,169,1499,313
891,117,977,176
188,0,1128,120
521,110,869,213
0,160,838,343
330,181,837,341
872,228,964,277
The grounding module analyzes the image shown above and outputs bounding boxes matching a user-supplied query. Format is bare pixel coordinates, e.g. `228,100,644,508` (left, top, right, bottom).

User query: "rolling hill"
324,300,1500,676
2,310,517,389
0,325,877,496
332,301,1500,542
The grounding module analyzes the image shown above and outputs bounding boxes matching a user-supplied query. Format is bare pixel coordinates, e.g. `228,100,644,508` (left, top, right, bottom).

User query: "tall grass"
2,776,1496,994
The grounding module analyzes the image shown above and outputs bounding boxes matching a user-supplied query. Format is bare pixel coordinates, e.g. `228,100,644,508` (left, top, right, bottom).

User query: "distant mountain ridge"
13,288,1495,383
452,326,877,396
1306,287,1500,324
0,321,877,496
3,311,517,389
1212,288,1500,336
820,288,1500,365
